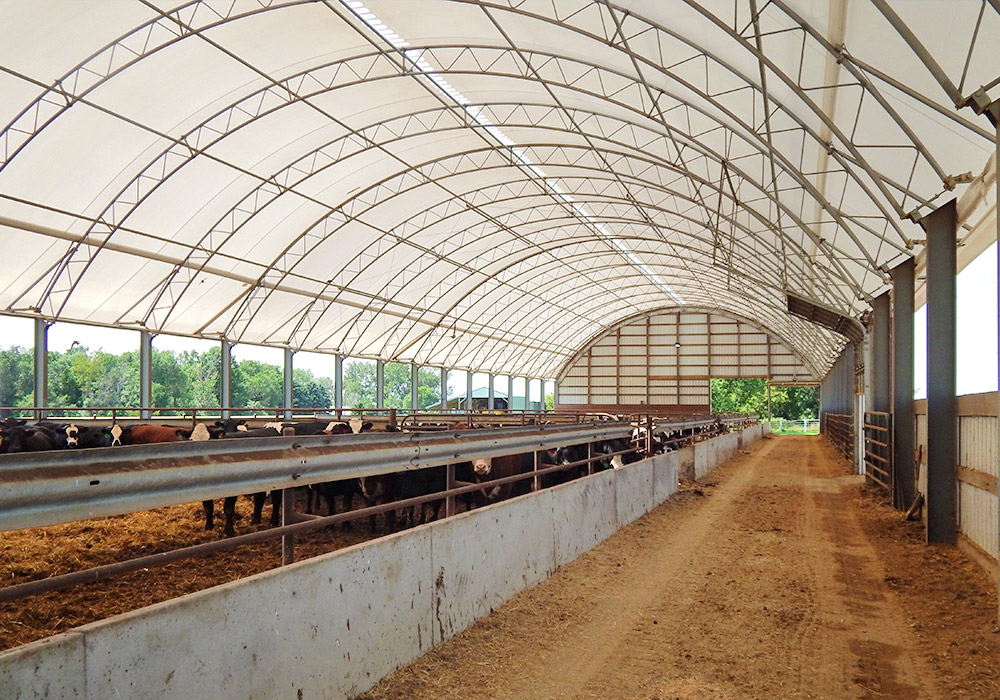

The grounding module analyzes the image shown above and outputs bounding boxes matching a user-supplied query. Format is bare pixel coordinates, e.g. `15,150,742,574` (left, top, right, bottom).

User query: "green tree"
232,359,283,409
0,346,33,415
343,360,378,408
342,361,440,409
710,378,818,419
181,347,221,409
293,368,333,408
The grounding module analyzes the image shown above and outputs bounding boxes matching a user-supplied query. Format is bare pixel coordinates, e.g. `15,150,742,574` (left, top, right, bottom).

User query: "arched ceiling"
0,0,996,379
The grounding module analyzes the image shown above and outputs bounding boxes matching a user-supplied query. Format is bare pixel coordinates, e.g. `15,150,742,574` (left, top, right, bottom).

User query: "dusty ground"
358,436,1000,700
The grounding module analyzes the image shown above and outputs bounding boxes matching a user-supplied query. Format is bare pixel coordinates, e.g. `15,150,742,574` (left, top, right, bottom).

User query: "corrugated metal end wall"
820,344,855,415
558,309,819,410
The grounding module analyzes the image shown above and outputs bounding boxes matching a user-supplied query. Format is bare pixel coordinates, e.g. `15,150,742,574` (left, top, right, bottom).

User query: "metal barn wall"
820,344,855,415
557,309,819,409
914,392,998,576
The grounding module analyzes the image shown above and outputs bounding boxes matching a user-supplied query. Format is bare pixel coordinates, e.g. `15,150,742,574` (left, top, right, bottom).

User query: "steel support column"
283,349,294,420
488,373,495,410
466,371,473,411
221,340,233,419
334,355,343,410
376,360,384,409
923,199,957,543
891,258,916,510
33,318,48,421
553,380,559,408
139,331,153,420
990,100,999,620
440,368,447,411
871,292,891,413
411,364,419,411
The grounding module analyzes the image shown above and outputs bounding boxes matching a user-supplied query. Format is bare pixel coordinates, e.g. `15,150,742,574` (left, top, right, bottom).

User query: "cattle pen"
1,0,1000,698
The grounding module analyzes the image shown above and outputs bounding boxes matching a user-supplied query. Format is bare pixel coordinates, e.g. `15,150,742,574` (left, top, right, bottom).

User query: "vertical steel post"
283,348,294,420
891,258,916,510
376,360,384,410
487,373,495,410
466,371,473,413
871,292,891,413
533,449,541,491
990,101,999,619
33,318,48,421
440,368,448,411
281,488,295,565
334,355,343,411
445,462,456,516
139,331,153,419
553,380,559,408
411,364,419,411
766,383,772,424
220,340,232,419
923,199,958,543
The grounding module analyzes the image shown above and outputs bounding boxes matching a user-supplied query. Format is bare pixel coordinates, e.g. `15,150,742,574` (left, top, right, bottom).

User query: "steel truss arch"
20,38,917,327
1,0,995,385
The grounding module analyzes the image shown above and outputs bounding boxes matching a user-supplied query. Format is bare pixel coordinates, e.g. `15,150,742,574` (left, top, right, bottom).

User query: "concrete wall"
1,431,751,700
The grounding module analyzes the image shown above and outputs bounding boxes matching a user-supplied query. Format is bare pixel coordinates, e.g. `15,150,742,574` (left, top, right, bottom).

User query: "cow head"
190,423,218,441
348,417,373,434
324,422,351,435
472,456,492,476
65,424,82,447
108,424,123,446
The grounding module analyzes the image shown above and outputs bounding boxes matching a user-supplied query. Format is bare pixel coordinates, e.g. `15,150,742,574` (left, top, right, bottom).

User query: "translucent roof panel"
0,0,996,380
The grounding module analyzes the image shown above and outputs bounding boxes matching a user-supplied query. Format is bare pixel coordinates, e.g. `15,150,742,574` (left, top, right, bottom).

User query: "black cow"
65,423,122,448
0,425,57,453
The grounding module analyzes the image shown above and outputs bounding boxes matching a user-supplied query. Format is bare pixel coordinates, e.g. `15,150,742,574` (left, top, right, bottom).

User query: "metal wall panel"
959,417,998,476
960,482,998,559
915,398,997,566
557,308,818,406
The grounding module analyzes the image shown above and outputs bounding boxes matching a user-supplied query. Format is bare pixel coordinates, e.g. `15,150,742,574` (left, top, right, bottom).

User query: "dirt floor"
357,436,1000,700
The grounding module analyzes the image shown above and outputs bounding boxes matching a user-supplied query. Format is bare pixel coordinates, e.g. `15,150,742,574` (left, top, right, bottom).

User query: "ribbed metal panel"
959,416,998,476
960,482,998,559
558,308,818,407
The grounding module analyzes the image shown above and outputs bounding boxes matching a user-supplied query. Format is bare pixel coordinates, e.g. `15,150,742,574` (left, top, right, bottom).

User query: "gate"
862,411,892,491
821,411,854,463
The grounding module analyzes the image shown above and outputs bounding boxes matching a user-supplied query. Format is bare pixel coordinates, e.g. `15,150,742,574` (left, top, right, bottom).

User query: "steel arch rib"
23,39,906,324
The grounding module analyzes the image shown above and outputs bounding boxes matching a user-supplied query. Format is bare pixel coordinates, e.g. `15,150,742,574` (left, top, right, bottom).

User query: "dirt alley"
359,435,1000,700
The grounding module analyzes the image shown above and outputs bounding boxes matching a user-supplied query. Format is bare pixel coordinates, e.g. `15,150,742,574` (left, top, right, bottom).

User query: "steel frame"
0,0,997,389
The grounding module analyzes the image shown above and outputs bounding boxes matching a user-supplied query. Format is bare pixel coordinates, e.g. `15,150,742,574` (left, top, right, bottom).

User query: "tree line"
710,378,819,419
0,345,442,416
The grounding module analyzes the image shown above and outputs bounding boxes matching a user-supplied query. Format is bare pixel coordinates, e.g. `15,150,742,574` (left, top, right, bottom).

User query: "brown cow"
120,424,191,445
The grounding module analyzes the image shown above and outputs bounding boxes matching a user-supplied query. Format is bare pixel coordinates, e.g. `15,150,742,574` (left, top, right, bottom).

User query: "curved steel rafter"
0,0,994,380
23,39,920,328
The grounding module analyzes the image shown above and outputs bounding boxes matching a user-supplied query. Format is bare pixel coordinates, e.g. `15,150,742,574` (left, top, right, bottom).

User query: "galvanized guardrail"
0,421,632,532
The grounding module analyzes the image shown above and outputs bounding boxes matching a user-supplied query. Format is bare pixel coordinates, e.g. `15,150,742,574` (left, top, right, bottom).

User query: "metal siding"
959,416,998,476
960,481,998,559
560,310,816,405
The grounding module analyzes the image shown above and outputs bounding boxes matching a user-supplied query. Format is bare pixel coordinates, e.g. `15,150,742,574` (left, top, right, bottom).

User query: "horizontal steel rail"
0,422,632,532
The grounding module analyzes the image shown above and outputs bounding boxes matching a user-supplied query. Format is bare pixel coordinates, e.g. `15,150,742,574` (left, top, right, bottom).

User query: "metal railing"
863,411,892,491
0,410,757,604
821,411,854,462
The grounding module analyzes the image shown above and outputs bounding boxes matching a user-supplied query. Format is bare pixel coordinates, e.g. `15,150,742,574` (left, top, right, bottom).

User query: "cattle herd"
0,415,728,537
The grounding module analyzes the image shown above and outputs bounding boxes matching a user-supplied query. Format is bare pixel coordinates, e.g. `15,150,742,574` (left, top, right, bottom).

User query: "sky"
1,243,997,400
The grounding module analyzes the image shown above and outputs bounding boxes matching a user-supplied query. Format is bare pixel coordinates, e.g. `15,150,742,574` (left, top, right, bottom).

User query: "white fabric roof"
0,0,996,379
